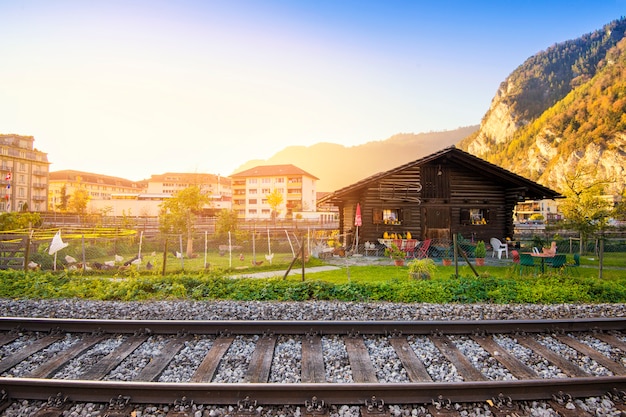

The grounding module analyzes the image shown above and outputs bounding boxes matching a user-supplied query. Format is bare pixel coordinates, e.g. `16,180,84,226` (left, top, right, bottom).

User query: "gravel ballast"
0,299,624,417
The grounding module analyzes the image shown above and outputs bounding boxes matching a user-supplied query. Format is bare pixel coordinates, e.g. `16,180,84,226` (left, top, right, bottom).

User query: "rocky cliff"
459,18,626,194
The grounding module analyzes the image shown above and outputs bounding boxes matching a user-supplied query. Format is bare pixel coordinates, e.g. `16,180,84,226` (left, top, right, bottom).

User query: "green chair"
565,253,580,275
548,254,567,272
519,253,538,275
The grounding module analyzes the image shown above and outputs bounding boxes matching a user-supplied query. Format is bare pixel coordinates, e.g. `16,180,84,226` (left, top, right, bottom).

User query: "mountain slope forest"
459,18,626,195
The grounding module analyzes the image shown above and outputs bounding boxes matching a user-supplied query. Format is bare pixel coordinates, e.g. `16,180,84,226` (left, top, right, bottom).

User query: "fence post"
162,238,168,276
23,232,31,272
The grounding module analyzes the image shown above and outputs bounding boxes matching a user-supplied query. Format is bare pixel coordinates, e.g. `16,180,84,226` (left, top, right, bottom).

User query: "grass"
9,250,625,304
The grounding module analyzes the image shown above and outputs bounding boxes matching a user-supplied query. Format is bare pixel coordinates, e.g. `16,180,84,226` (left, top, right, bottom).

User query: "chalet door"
421,207,450,240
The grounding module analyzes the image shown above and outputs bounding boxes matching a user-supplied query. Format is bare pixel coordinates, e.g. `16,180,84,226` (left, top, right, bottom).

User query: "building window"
275,178,284,183
248,189,257,194
248,209,257,215
248,199,257,205
261,188,271,194
460,208,490,225
373,208,403,225
262,178,271,184
248,178,257,184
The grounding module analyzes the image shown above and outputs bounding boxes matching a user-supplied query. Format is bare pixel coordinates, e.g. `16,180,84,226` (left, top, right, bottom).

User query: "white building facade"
231,164,318,220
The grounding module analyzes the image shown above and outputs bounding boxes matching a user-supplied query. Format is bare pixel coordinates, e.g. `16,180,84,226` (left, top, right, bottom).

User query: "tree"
266,189,284,221
558,166,614,251
56,185,70,211
0,212,42,231
159,185,210,258
215,209,240,240
68,187,90,214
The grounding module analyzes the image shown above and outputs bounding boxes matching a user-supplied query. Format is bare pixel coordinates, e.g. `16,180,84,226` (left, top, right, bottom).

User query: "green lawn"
6,250,624,304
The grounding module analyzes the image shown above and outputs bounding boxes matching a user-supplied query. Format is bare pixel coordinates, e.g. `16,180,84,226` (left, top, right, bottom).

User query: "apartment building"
49,171,231,217
230,164,318,219
146,172,232,214
48,170,145,213
0,134,50,212
514,199,562,223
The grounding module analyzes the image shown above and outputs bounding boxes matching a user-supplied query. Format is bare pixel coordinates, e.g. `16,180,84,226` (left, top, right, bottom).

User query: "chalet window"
460,208,490,225
373,208,403,225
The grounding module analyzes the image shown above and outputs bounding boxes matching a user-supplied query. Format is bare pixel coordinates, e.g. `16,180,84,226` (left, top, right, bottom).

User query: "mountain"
459,18,626,194
234,19,626,196
232,127,477,192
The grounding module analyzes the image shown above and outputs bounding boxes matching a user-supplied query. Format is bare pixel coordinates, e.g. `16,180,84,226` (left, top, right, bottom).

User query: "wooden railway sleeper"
229,396,260,417
487,393,527,417
102,394,134,417
0,389,10,413
346,329,360,338
548,391,592,417
607,388,626,413
166,396,194,417
305,330,320,339
361,395,389,417
427,396,459,416
133,328,153,337
303,396,330,417
33,392,70,417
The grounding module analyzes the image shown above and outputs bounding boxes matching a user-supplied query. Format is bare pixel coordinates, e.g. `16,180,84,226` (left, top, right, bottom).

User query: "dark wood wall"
338,161,515,245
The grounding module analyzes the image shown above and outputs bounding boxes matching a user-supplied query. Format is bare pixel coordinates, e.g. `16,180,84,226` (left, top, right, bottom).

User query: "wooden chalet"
318,146,561,246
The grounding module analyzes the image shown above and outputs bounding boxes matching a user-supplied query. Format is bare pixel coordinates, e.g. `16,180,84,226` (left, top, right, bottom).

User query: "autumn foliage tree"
558,166,615,251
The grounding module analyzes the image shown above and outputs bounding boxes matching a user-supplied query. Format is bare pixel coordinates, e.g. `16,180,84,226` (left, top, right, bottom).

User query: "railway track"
0,317,625,416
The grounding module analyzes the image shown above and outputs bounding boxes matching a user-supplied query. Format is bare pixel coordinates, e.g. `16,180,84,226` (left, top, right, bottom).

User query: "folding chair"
416,239,431,258
404,239,418,258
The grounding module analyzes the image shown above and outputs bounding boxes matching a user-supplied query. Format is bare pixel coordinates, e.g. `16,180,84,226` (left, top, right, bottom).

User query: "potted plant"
474,240,486,266
384,243,405,266
407,258,437,279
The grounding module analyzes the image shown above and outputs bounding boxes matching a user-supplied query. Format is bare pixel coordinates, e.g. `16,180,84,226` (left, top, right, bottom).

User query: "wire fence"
1,225,624,273
0,227,340,273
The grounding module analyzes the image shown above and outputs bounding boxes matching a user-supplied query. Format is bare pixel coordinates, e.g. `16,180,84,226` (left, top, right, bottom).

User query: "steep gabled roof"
231,164,319,180
319,146,561,204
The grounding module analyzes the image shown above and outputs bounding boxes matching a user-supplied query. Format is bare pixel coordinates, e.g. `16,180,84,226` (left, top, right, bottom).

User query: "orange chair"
416,239,431,258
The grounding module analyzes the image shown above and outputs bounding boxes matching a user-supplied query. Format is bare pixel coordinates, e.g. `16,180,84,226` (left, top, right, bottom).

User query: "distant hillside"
232,127,477,191
459,18,626,194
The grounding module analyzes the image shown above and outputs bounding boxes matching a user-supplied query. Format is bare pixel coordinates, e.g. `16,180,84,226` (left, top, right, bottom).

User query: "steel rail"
0,377,625,405
1,317,625,335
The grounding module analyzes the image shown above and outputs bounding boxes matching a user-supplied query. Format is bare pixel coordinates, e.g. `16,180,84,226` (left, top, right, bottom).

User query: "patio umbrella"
354,203,362,254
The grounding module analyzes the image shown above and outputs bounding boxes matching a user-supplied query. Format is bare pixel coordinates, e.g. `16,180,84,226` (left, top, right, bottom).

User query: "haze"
1,0,623,180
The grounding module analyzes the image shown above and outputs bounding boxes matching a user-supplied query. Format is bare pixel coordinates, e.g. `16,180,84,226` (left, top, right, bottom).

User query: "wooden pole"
162,238,168,276
453,234,459,279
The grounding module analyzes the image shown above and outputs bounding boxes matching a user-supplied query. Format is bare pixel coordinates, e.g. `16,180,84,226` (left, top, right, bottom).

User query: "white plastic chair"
490,237,509,259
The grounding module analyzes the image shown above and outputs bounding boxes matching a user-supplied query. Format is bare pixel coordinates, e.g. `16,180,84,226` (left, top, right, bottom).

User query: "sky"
1,1,624,181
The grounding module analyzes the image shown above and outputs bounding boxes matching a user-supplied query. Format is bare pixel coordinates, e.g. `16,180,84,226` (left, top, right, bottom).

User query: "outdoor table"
377,239,419,249
530,252,555,273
